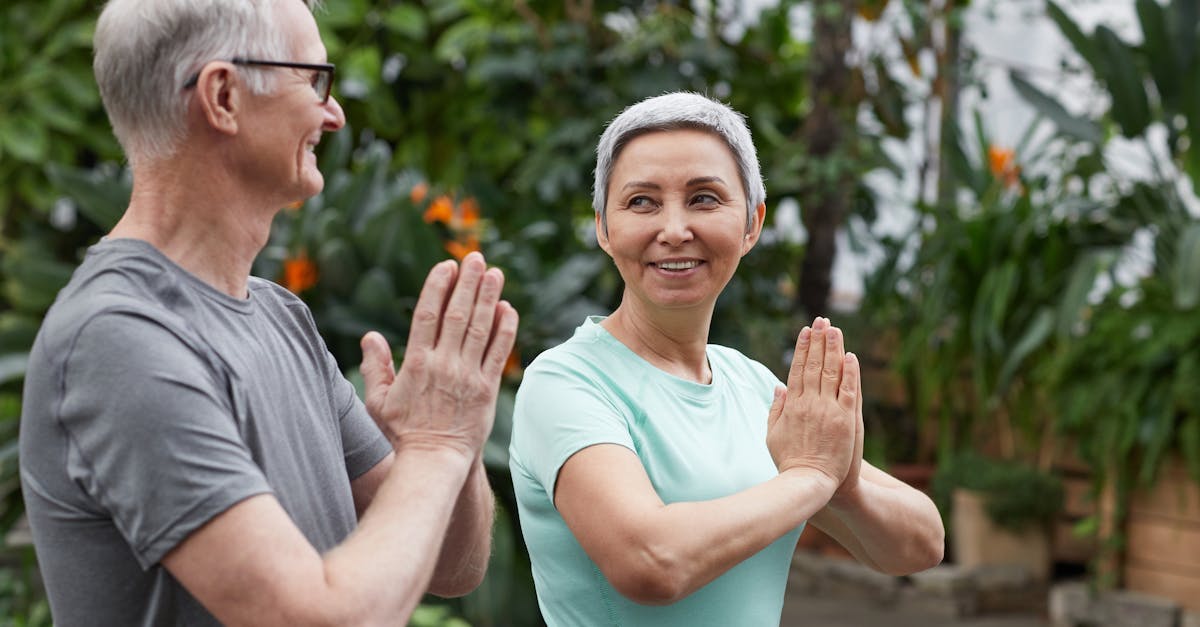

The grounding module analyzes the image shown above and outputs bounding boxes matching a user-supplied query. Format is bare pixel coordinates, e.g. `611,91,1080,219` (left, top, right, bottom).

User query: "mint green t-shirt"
509,317,804,626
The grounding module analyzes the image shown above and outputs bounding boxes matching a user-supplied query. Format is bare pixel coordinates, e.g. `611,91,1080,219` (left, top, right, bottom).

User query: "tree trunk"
798,0,858,319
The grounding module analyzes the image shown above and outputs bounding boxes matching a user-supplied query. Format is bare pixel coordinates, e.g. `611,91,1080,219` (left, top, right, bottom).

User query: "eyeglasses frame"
183,57,335,103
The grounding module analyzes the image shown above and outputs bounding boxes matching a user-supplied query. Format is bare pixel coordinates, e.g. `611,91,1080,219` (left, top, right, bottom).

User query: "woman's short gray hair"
94,0,320,165
592,92,766,231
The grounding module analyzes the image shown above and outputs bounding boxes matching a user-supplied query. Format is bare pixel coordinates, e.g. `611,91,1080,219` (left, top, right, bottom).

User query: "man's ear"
595,210,613,257
194,62,241,136
741,201,767,256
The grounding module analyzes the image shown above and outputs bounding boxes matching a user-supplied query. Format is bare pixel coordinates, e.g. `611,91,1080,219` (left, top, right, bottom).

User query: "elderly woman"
509,92,943,626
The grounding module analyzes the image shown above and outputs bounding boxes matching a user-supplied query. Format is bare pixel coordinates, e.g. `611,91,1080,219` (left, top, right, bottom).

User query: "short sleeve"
59,312,272,569
509,359,635,506
325,349,391,480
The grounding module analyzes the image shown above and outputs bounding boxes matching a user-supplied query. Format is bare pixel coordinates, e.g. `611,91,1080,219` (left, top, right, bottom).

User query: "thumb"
360,331,395,404
767,385,786,429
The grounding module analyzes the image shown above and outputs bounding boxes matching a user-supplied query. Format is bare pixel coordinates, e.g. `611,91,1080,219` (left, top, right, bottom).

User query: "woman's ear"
595,211,613,256
742,202,767,255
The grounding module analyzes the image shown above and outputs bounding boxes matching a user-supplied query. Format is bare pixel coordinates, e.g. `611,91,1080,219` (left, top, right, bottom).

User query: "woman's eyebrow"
687,176,727,187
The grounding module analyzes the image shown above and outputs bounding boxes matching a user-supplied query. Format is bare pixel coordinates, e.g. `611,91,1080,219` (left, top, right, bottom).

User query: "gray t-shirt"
19,238,393,626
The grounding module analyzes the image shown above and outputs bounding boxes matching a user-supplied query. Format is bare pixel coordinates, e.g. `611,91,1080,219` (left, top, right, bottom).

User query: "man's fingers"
438,251,488,350
481,302,519,381
785,326,812,396
802,317,828,396
819,326,846,398
407,260,457,352
461,267,505,364
838,351,859,414
359,331,395,412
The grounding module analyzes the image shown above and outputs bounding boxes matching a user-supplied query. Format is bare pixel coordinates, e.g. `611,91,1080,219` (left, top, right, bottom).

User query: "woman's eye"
628,196,656,210
691,193,720,206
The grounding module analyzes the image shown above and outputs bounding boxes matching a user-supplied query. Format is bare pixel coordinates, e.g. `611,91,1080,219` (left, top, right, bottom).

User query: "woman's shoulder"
708,344,783,388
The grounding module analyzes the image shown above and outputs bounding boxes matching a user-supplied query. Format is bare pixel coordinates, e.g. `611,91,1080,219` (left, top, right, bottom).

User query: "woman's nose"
656,204,694,246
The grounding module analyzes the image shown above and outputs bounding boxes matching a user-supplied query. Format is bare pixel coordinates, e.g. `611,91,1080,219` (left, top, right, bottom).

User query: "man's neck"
109,160,279,299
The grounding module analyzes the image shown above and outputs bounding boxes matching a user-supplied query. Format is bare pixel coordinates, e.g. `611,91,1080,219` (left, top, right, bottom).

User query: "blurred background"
1,0,1198,625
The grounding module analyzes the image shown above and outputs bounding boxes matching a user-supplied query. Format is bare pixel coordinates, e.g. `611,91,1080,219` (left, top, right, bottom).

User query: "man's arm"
164,253,517,626
351,453,495,597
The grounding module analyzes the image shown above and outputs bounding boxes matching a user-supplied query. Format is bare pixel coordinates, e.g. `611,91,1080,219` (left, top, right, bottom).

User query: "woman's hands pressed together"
767,317,863,498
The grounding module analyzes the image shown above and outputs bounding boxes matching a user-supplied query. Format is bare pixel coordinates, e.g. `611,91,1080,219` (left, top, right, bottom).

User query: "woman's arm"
554,318,858,605
809,462,945,575
555,444,836,605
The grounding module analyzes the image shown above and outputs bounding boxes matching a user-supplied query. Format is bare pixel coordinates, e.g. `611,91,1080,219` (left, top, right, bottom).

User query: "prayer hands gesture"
359,252,519,458
766,317,865,499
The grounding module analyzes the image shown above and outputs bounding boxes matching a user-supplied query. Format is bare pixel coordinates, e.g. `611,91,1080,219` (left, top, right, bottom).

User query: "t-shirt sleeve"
509,359,634,506
325,348,391,481
58,312,272,569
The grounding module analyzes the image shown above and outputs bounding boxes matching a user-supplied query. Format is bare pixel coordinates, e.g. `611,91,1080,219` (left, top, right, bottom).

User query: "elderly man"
18,1,518,625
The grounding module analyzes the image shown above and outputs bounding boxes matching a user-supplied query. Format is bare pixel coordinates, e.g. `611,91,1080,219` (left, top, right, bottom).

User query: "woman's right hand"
766,317,859,495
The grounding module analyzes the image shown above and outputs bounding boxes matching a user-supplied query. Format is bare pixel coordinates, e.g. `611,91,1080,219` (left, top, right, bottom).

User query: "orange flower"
285,199,305,211
458,197,480,227
281,251,319,294
857,0,889,21
444,235,481,261
987,145,1021,189
423,195,454,224
502,347,522,378
410,182,429,205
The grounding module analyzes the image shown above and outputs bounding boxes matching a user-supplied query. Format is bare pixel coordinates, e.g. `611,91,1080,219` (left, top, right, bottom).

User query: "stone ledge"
1049,581,1190,627
791,552,1047,619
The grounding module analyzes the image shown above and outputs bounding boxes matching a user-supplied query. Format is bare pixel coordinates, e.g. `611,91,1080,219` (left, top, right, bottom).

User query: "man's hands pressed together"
360,251,519,459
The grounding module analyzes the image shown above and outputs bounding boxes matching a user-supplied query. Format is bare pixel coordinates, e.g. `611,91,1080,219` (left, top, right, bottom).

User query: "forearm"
616,468,834,603
817,469,944,575
320,445,475,623
427,460,494,597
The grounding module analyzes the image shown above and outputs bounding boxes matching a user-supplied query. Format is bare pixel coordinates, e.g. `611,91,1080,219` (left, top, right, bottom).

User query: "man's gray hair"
94,0,321,165
592,92,766,231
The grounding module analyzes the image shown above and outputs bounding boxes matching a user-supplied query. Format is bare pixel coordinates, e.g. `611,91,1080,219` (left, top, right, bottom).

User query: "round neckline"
583,316,720,401
96,237,256,315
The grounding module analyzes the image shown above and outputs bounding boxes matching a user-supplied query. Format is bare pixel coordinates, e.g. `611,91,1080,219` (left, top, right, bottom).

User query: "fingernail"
800,327,811,341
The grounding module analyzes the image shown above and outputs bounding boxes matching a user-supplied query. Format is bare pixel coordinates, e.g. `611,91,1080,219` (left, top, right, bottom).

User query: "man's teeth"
657,260,699,270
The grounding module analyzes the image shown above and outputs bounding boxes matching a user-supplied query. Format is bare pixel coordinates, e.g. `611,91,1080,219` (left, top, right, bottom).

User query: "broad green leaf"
383,5,427,41
996,307,1054,395
0,115,50,163
1009,71,1103,145
315,237,361,297
1136,0,1178,107
1095,25,1151,138
44,162,130,230
1045,0,1101,69
352,266,397,314
434,16,492,64
1057,254,1105,338
1171,222,1200,309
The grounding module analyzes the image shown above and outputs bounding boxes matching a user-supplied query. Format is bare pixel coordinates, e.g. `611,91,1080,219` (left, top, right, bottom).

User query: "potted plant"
932,452,1064,581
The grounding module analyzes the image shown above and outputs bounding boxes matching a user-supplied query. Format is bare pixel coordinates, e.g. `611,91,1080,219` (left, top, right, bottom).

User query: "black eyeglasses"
183,57,335,103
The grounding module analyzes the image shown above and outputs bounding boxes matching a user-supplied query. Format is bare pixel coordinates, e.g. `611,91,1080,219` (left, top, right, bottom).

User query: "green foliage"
0,549,51,627
0,0,120,231
932,451,1064,533
863,111,1134,461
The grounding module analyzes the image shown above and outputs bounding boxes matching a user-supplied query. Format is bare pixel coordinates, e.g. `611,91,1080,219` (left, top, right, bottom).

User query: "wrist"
779,466,840,501
391,435,478,469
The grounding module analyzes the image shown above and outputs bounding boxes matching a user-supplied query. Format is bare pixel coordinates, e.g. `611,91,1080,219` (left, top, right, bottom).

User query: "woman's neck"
601,295,714,384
